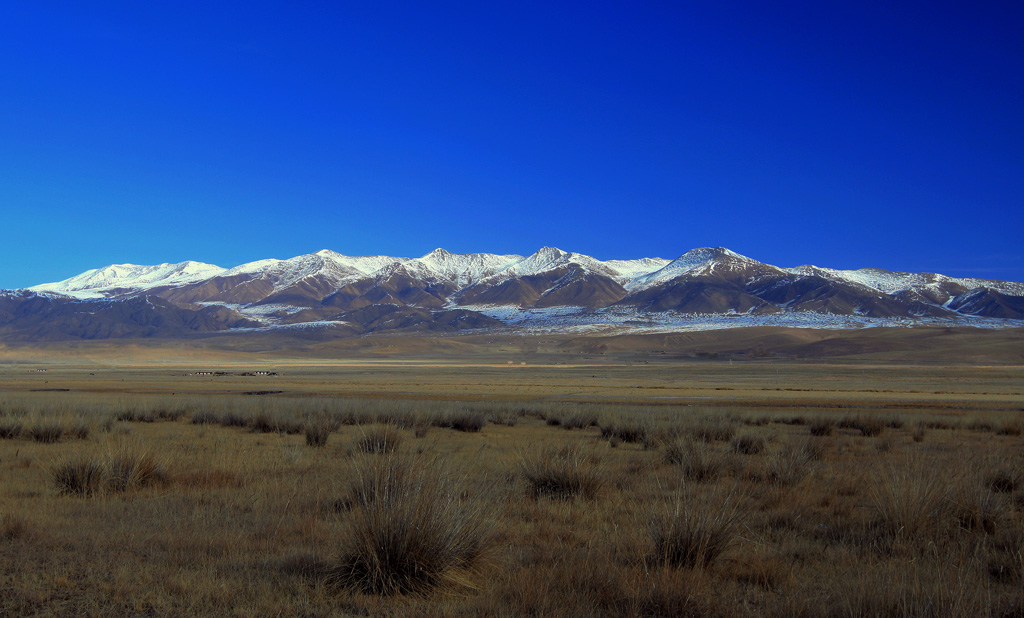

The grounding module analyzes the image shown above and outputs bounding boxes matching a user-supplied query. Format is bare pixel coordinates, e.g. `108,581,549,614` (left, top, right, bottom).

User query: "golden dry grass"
0,359,1021,617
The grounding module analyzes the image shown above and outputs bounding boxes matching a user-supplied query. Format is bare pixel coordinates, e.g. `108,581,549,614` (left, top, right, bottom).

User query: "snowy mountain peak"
625,247,761,291
677,246,746,263
533,246,567,259
29,260,226,299
423,248,452,260
20,247,1024,319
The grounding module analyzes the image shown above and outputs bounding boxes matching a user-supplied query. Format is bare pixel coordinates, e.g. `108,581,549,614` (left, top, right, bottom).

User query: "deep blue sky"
2,1,1022,288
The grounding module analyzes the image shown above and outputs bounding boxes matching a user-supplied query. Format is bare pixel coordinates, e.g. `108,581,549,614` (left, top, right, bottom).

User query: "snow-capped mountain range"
3,247,1023,340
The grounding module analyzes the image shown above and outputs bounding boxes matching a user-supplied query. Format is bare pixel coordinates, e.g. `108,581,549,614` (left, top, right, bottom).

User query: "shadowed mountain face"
0,292,260,341
4,247,1023,340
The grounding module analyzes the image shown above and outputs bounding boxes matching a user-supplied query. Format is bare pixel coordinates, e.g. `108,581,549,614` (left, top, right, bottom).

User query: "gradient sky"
2,1,1022,289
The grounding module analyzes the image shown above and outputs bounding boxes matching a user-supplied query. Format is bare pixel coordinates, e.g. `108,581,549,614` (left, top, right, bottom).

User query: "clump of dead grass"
190,410,219,425
649,484,748,569
520,445,603,499
106,449,167,492
867,452,954,540
305,422,332,447
690,418,736,443
809,418,835,436
29,420,65,443
995,420,1023,436
0,422,23,439
329,453,495,596
840,414,886,437
731,433,765,455
599,421,648,445
0,514,30,540
985,464,1022,494
562,411,599,430
766,441,819,486
354,424,404,454
51,458,106,496
665,439,728,482
434,411,486,432
52,448,167,496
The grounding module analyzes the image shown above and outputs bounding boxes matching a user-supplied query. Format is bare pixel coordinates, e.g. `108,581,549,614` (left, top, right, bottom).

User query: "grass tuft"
304,423,332,447
1,514,29,540
0,422,23,439
330,454,494,596
435,411,486,433
808,418,835,436
190,411,219,425
599,421,648,444
766,441,818,486
690,419,736,443
867,452,953,539
731,433,765,455
665,439,727,482
986,468,1021,494
649,485,747,569
520,445,603,499
354,425,403,454
30,421,65,443
106,449,166,492
52,458,106,496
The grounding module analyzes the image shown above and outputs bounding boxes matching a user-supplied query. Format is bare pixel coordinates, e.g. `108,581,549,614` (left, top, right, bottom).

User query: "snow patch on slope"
459,304,1024,335
786,265,1024,296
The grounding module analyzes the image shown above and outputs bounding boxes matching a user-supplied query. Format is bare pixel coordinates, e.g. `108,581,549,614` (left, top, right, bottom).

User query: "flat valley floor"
1,332,1022,617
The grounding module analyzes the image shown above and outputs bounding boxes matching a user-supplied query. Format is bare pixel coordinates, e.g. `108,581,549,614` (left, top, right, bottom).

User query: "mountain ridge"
6,246,1023,341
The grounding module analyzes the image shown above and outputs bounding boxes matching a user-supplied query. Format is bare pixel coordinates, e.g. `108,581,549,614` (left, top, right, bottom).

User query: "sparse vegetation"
435,411,486,433
2,361,1023,617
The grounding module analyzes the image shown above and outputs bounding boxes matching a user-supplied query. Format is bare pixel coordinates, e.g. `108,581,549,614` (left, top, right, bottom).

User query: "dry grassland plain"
0,331,1022,617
